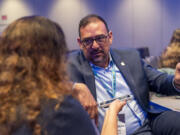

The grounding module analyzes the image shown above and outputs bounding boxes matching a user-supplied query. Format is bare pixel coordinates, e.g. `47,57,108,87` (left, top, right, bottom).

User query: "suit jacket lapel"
110,49,140,100
79,52,97,100
79,49,140,101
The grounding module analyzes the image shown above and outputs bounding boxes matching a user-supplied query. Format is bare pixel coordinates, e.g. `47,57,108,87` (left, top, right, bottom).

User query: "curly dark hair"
0,16,72,135
159,29,180,68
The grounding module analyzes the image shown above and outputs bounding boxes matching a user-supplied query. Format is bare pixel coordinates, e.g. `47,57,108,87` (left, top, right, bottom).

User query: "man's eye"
83,39,93,44
98,36,104,40
96,36,106,41
85,39,92,42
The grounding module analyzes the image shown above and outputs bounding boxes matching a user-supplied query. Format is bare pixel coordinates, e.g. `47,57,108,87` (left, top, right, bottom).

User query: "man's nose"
91,39,100,49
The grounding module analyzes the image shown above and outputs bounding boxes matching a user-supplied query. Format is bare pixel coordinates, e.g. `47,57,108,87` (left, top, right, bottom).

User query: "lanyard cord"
93,64,116,98
93,64,144,126
126,102,142,126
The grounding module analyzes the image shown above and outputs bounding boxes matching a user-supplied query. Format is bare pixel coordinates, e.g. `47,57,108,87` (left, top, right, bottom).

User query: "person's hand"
73,83,98,125
174,63,180,89
101,100,126,135
107,99,126,116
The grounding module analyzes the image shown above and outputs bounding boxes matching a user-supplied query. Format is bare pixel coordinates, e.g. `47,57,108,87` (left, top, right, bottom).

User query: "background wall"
0,0,180,56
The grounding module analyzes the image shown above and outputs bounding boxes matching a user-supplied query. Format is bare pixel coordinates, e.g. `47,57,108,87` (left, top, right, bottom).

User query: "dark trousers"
132,111,180,135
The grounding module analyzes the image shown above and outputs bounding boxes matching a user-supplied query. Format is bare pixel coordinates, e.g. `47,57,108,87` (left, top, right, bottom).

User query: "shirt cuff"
172,79,180,92
72,82,77,90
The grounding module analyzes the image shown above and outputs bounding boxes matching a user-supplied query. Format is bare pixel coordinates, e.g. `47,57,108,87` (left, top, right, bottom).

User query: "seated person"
67,14,180,135
0,16,125,135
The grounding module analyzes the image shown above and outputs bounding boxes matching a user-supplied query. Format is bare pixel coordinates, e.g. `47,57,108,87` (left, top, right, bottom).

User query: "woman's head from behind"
0,16,70,134
0,16,68,82
159,29,180,68
170,29,180,43
160,42,180,68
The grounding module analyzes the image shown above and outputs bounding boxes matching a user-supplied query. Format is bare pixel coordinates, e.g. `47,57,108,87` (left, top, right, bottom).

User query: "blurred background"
0,0,180,56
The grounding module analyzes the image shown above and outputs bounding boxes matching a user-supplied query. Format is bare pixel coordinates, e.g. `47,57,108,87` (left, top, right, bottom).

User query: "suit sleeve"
67,51,85,83
128,49,178,95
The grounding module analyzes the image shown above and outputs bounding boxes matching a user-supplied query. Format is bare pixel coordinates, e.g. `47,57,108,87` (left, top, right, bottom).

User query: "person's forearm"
101,100,126,135
101,109,118,135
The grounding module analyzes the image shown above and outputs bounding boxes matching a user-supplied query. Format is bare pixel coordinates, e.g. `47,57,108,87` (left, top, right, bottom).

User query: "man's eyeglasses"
81,34,109,47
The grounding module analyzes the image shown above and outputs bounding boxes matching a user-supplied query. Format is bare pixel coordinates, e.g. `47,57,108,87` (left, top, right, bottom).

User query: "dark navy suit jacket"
67,48,180,113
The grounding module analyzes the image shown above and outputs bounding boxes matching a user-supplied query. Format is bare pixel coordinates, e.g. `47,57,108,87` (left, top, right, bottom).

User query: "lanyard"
93,63,116,98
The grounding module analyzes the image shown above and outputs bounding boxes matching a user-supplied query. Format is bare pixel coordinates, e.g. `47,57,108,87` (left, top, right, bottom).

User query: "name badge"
118,114,126,135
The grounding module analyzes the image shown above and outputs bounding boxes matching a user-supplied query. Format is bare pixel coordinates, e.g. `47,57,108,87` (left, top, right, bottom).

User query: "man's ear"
108,31,113,45
77,37,83,49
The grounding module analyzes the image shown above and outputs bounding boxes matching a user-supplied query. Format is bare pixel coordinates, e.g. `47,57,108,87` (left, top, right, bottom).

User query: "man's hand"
73,83,98,125
174,63,180,89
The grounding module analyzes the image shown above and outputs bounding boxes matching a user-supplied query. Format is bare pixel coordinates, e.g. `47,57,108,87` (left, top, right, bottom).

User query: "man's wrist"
173,79,180,90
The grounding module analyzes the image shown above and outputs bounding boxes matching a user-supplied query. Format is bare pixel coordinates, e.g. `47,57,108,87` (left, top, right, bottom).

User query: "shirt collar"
90,53,114,69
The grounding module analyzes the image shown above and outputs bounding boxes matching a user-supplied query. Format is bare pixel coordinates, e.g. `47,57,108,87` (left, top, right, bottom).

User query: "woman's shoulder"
40,95,96,135
14,96,96,135
61,95,83,109
41,95,87,117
